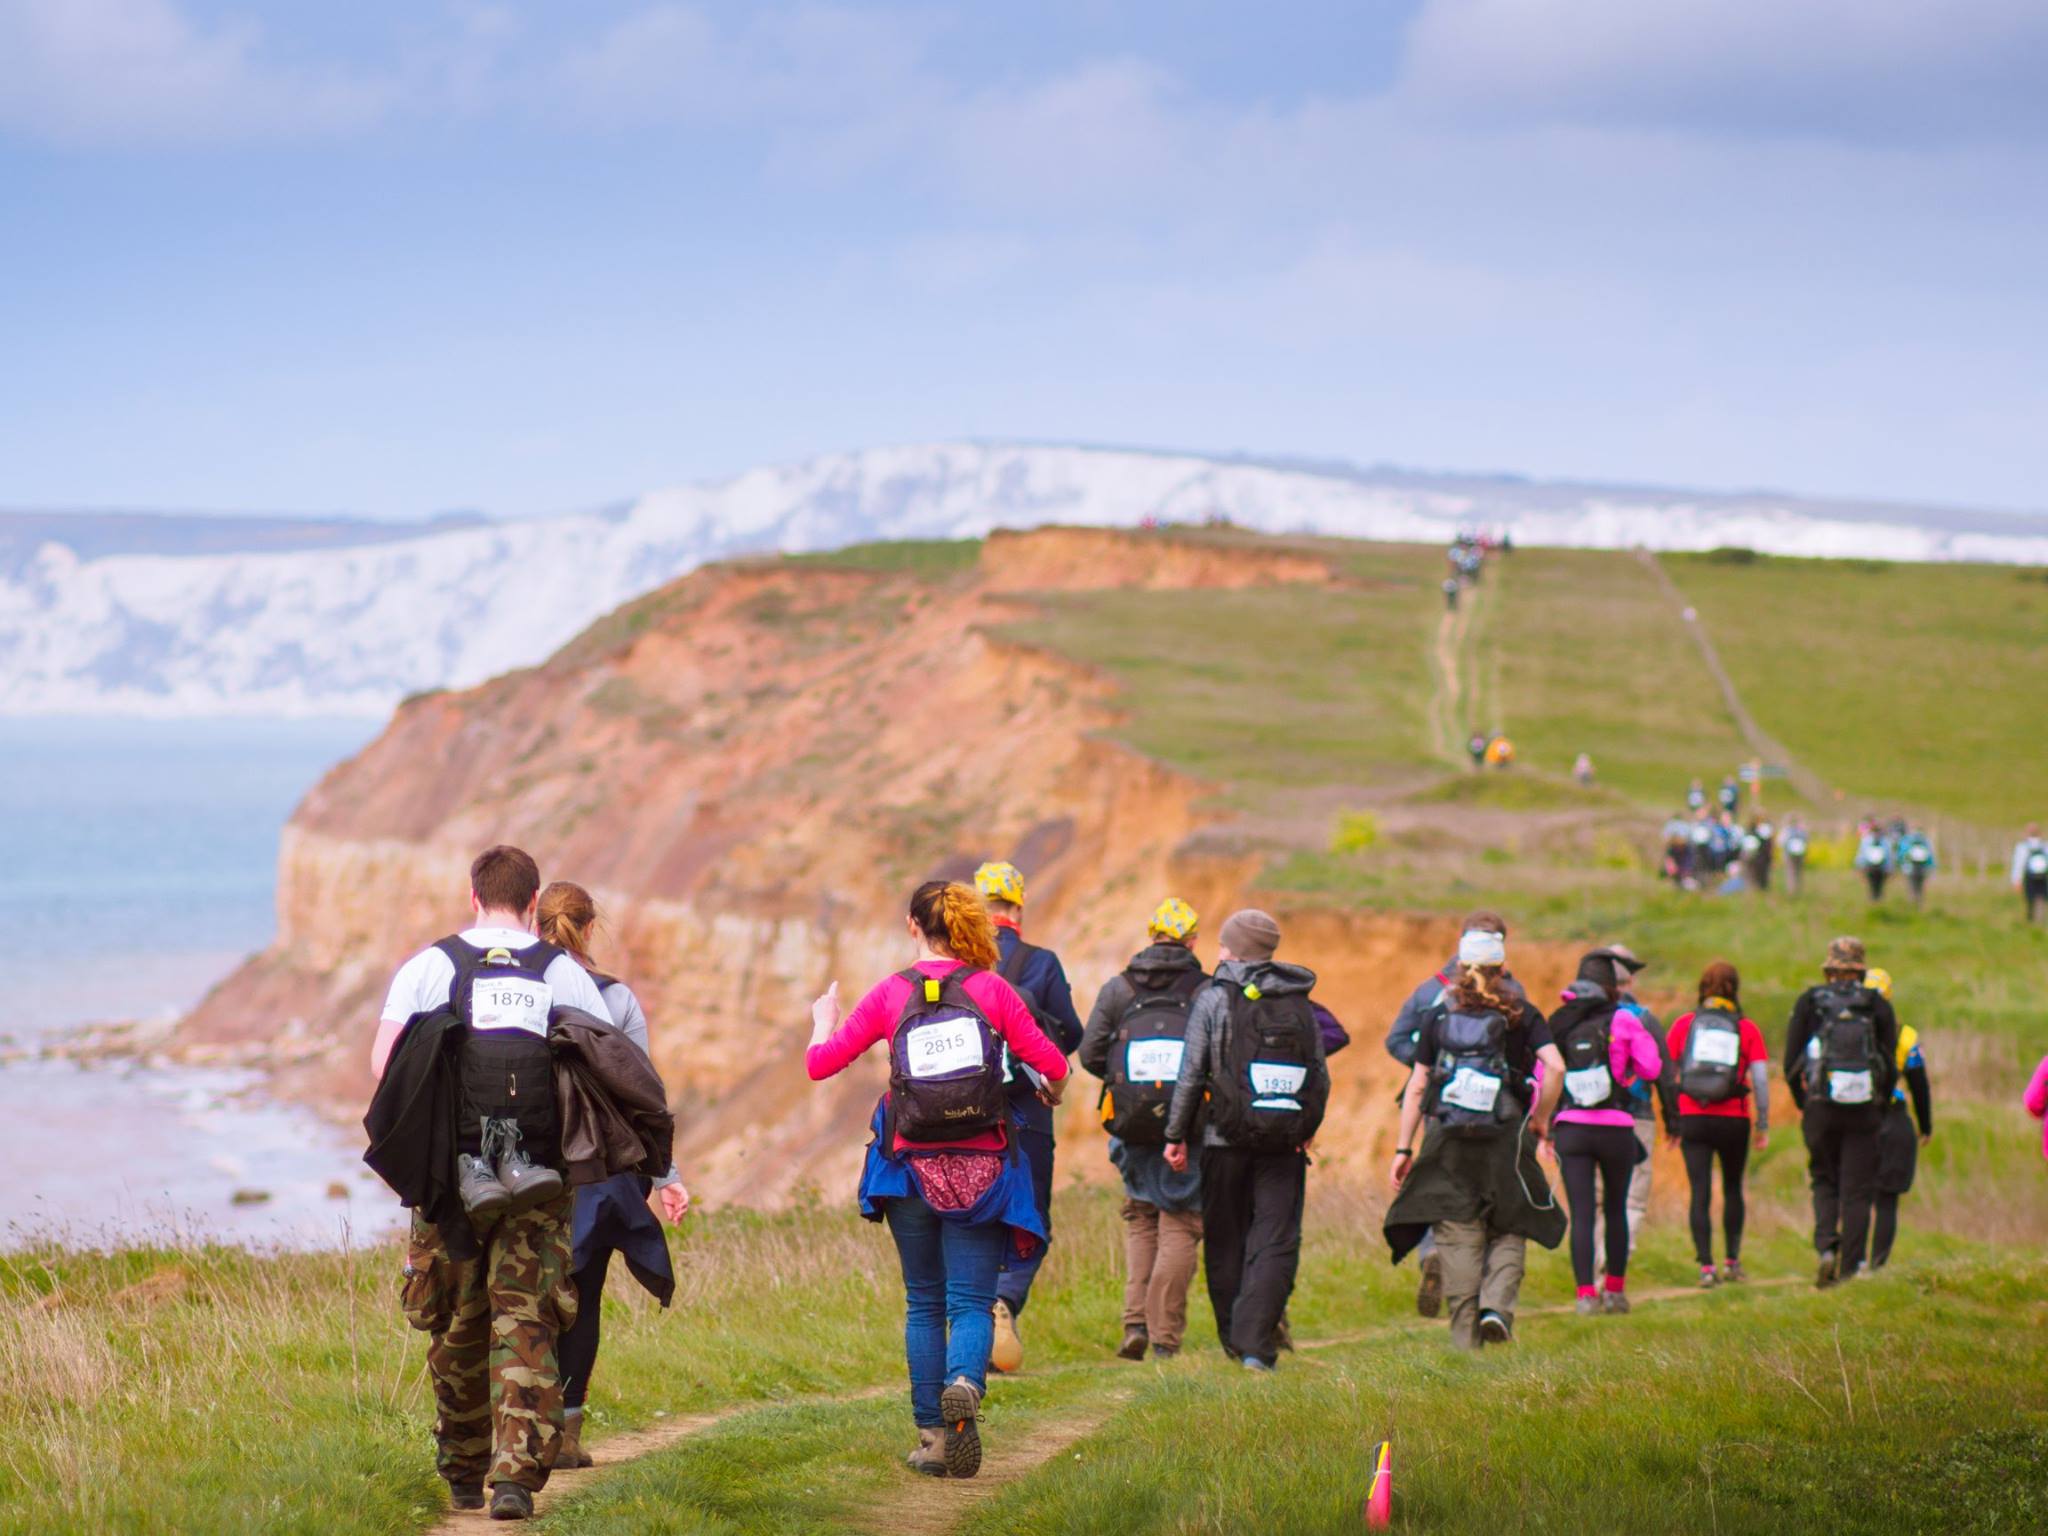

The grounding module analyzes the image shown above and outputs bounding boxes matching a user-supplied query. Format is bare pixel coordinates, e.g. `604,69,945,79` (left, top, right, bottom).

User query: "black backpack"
1207,979,1329,1151
440,936,563,1166
996,939,1068,1090
1679,1004,1745,1104
1428,1007,1524,1138
1551,996,1631,1114
1099,967,1206,1145
888,968,1007,1142
1805,985,1889,1106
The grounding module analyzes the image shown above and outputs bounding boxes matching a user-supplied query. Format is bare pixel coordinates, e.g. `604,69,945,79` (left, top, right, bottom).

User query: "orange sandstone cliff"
182,527,1577,1205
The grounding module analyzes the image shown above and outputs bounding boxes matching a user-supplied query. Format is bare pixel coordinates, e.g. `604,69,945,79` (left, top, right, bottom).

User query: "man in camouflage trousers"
402,1195,576,1508
370,846,617,1520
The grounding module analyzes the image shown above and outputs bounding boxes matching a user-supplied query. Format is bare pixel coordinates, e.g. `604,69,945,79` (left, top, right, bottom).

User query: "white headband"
1459,930,1507,967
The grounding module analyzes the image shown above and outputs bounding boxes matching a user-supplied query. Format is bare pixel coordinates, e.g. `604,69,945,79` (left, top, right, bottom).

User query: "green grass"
1004,540,1447,798
1663,552,2048,829
783,538,984,578
955,1255,2048,1536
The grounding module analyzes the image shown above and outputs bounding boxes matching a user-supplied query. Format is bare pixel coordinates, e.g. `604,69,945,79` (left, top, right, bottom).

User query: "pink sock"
1604,1274,1627,1294
1577,1284,1597,1299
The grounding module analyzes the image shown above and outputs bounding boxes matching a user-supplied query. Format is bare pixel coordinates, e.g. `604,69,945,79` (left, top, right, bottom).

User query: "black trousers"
1865,868,1888,900
1678,1115,1750,1265
1803,1101,1882,1274
1555,1121,1636,1286
560,1256,607,1410
2025,876,2047,924
1200,1147,1306,1365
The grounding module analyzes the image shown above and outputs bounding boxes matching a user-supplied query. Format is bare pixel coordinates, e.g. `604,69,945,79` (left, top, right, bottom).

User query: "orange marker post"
1364,1439,1392,1528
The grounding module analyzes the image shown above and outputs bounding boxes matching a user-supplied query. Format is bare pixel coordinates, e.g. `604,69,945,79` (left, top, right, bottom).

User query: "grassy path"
847,1388,1133,1536
1426,583,1477,763
1636,549,1830,805
528,1273,1809,1534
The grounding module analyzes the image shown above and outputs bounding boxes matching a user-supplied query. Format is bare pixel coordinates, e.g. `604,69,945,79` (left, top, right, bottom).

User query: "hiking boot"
1575,1294,1601,1317
1151,1345,1179,1362
1416,1249,1444,1319
494,1143,564,1213
1816,1248,1841,1289
1722,1259,1746,1284
457,1153,512,1220
1241,1355,1275,1373
1602,1290,1632,1316
1478,1310,1512,1345
990,1300,1023,1374
557,1409,593,1469
939,1377,982,1479
488,1484,533,1521
1116,1326,1148,1361
1271,1315,1295,1353
1697,1267,1719,1290
448,1482,486,1511
905,1426,947,1478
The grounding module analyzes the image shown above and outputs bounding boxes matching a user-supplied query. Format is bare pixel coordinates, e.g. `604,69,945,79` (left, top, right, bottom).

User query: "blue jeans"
995,1127,1055,1313
884,1193,1007,1426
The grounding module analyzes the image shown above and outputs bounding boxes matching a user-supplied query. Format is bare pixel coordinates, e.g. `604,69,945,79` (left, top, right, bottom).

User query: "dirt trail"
426,1387,895,1533
849,1388,1133,1536
1427,586,1476,762
1636,550,1832,806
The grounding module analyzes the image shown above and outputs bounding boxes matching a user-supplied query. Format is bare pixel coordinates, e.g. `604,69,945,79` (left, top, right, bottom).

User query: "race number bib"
907,1019,982,1079
1125,1038,1185,1084
1564,1064,1613,1108
1440,1066,1502,1114
470,976,552,1036
1828,1069,1875,1105
1693,1028,1742,1067
1787,837,1807,856
1249,1061,1308,1098
2029,852,2048,876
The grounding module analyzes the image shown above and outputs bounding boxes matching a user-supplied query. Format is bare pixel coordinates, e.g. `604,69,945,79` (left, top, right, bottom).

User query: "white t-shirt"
380,926,614,1029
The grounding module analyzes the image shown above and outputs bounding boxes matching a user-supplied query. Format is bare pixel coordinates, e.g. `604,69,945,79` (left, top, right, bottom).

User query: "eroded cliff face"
182,527,1579,1205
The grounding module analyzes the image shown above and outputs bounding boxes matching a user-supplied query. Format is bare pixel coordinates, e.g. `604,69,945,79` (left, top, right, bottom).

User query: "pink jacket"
1553,1003,1665,1128
806,959,1070,1152
2025,1055,2048,1164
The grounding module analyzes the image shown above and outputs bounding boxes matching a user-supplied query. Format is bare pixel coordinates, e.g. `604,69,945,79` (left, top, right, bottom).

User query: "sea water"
0,716,402,1250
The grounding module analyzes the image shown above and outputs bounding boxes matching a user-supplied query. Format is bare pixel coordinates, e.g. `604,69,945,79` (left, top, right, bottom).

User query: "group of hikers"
367,842,2048,1517
1441,529,1506,610
1660,776,1806,894
1853,816,1940,905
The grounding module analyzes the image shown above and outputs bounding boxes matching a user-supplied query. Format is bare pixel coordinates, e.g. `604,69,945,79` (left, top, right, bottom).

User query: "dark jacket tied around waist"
549,1005,675,1187
365,1004,676,1246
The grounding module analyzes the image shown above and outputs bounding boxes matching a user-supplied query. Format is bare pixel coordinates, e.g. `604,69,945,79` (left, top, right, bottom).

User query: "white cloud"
1399,0,2048,143
0,0,392,142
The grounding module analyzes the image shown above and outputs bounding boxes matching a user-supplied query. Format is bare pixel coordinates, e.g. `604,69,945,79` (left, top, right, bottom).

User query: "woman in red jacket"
806,881,1069,1480
1665,962,1771,1287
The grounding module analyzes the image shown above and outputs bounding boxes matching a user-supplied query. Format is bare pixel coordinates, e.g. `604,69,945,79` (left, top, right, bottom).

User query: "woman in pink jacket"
1548,951,1665,1315
2025,1055,2048,1165
805,881,1070,1480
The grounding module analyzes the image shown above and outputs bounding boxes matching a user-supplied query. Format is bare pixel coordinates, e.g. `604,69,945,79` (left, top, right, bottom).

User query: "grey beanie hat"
1219,908,1281,962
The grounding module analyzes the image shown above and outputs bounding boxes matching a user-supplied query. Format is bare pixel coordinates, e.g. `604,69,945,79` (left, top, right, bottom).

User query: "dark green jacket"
1383,1125,1567,1263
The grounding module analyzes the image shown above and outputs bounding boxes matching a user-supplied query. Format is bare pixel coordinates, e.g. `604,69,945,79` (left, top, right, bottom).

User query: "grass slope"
1663,552,2048,829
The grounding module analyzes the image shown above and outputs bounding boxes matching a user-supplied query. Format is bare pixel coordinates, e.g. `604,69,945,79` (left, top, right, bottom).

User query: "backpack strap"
999,938,1040,987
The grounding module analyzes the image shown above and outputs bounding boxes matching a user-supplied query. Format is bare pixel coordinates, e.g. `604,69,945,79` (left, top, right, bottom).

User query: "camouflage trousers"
401,1194,576,1491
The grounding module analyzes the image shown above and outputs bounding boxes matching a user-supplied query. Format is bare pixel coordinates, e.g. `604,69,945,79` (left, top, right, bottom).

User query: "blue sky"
2,0,2044,519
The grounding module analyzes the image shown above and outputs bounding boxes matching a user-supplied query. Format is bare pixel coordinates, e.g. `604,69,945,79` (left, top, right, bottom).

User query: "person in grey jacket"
1385,910,1514,1318
1078,898,1207,1361
1163,909,1325,1372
